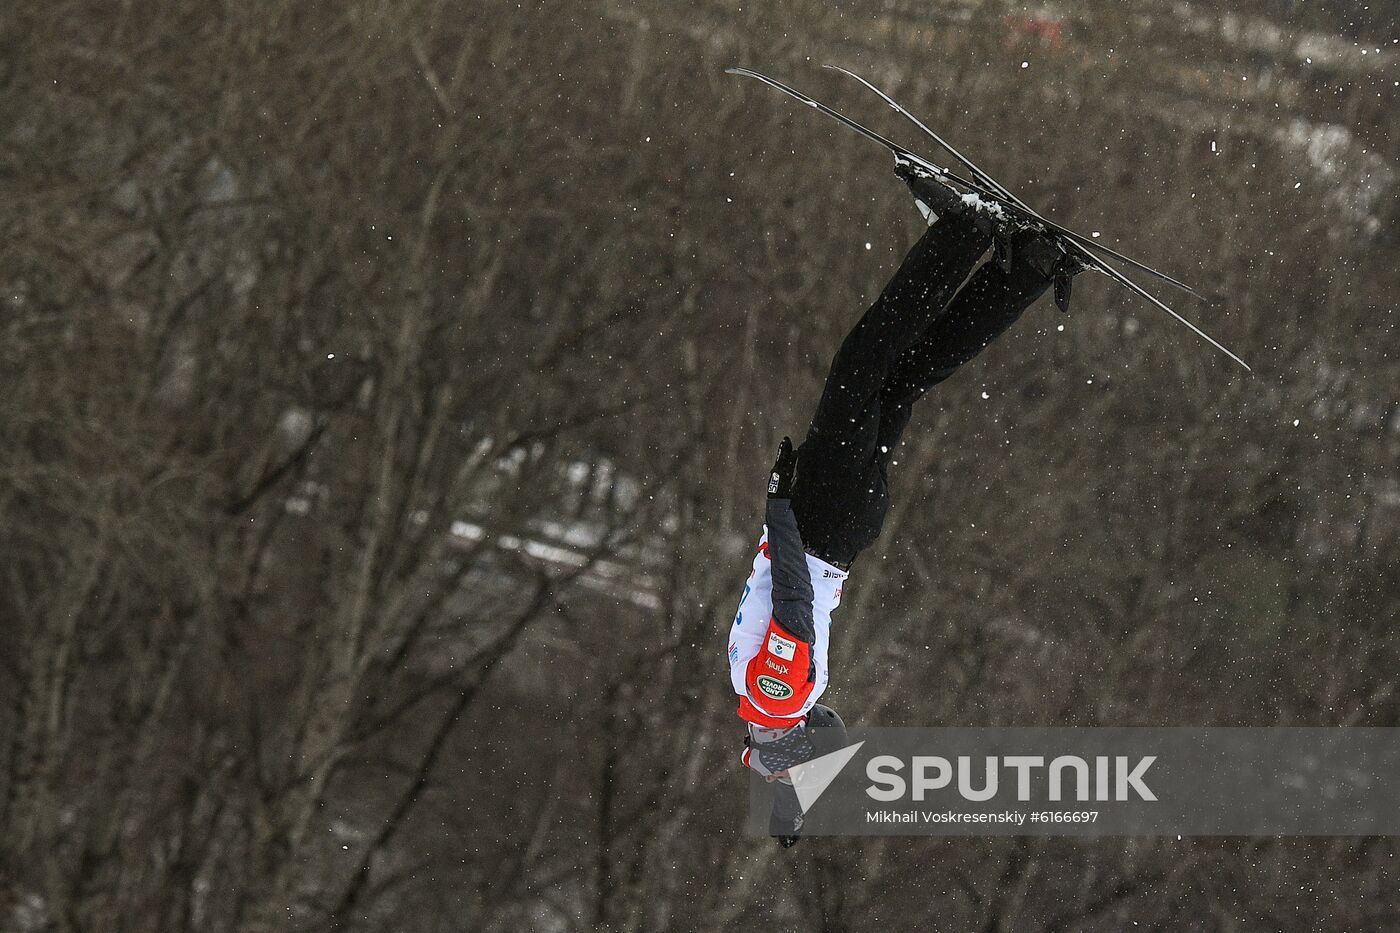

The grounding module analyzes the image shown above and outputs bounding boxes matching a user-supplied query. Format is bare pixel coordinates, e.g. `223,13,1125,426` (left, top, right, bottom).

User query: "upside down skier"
726,159,1083,826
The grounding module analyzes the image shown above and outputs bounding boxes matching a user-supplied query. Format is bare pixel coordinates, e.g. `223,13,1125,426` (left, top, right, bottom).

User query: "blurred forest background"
2,0,1397,930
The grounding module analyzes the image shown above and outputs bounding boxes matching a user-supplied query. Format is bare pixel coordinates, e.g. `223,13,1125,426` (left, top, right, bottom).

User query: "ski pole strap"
993,230,1013,272
1054,270,1073,313
1052,249,1087,313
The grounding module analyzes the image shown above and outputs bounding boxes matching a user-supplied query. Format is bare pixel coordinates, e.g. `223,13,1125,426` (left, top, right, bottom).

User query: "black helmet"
805,703,848,754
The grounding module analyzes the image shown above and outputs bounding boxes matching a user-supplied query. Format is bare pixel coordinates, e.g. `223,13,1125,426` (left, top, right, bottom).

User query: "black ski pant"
791,215,1053,568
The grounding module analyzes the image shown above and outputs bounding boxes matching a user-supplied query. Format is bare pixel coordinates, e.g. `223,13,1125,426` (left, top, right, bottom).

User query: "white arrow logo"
787,741,866,813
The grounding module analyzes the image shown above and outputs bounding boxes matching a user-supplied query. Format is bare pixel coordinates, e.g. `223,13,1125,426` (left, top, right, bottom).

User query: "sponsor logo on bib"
767,631,797,661
756,675,794,701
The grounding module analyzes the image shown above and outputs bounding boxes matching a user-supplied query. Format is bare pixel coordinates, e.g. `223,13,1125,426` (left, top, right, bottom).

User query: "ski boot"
1017,231,1090,312
893,154,965,224
894,155,1045,278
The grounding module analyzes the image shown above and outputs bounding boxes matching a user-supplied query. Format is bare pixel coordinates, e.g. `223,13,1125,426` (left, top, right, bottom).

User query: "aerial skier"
725,65,1240,846
726,159,1082,842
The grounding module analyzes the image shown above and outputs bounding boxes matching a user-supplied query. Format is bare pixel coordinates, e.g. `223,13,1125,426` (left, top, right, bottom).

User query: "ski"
822,64,1202,298
727,66,1252,372
727,67,1158,280
726,68,962,185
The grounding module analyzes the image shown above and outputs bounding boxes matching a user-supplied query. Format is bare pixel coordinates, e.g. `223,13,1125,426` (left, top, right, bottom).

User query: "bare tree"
2,0,1396,931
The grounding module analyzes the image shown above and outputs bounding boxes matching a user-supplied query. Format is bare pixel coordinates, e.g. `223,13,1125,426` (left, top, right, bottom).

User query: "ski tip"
821,63,861,81
823,63,900,105
1171,280,1210,301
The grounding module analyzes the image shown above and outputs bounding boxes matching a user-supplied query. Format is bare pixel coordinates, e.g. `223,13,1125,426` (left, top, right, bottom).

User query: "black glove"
768,436,798,499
